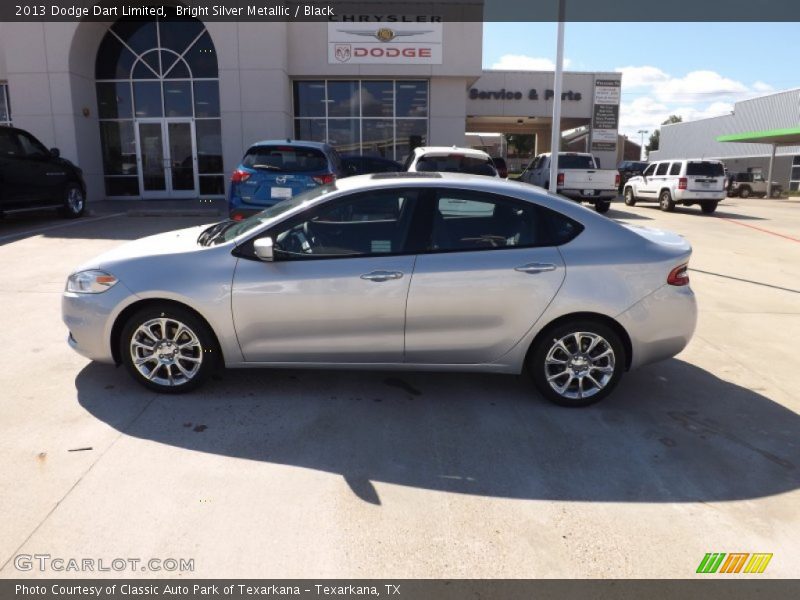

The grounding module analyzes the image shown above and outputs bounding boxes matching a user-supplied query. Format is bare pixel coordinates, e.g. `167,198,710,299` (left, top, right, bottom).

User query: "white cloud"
491,54,572,71
614,65,774,141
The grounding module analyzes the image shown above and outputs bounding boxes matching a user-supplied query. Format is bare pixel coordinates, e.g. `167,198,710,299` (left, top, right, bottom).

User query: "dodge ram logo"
334,44,352,62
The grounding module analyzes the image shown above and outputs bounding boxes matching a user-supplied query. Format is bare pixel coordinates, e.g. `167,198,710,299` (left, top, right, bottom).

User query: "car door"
14,130,62,205
0,128,26,209
404,188,566,364
231,187,423,363
638,162,658,197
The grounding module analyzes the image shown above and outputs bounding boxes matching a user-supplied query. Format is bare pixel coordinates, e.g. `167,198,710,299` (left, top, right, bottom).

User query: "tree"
646,115,683,156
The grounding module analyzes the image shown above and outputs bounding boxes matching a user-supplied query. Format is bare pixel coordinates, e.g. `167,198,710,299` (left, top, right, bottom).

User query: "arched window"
95,17,223,198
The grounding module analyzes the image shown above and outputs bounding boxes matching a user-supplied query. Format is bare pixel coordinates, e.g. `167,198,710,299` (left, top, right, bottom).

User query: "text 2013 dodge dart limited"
63,173,696,407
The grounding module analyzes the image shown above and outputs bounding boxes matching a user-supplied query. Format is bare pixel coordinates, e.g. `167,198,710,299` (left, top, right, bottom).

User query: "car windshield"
559,155,596,169
687,162,724,176
242,145,328,173
201,184,336,245
416,154,497,176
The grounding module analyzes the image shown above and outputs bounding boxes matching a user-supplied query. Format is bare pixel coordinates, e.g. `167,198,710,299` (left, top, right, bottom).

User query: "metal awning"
716,126,800,146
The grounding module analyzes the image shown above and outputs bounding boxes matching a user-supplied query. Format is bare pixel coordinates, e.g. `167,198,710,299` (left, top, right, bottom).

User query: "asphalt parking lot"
0,197,798,578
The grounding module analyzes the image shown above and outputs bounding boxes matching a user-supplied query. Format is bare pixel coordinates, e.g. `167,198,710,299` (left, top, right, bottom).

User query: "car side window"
271,189,418,259
429,190,546,252
0,129,23,157
655,162,669,176
15,132,48,158
643,164,656,176
668,162,681,176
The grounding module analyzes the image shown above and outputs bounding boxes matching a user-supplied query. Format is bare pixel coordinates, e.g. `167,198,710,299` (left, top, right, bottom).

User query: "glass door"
135,119,198,198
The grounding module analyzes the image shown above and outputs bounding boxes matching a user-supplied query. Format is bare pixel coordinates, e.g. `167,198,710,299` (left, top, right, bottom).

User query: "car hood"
74,224,213,272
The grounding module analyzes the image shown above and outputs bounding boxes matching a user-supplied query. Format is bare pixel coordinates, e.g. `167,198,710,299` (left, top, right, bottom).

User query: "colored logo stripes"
697,553,773,574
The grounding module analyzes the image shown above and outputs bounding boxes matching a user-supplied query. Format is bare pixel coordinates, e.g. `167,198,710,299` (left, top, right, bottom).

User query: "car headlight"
66,270,118,294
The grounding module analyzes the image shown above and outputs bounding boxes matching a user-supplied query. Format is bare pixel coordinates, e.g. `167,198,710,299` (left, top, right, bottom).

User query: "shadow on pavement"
75,358,800,505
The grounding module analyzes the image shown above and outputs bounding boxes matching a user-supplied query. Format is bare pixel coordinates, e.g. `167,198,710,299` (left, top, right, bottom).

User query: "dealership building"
649,88,800,191
0,15,621,202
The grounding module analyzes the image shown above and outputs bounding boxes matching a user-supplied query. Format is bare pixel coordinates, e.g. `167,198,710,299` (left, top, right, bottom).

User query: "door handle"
515,263,557,274
360,270,404,282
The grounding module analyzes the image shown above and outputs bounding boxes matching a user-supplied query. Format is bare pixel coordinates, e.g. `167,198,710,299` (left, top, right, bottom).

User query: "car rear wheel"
624,187,636,206
700,201,718,214
529,320,625,407
594,201,610,214
60,183,85,219
121,305,218,393
739,186,751,198
659,190,675,212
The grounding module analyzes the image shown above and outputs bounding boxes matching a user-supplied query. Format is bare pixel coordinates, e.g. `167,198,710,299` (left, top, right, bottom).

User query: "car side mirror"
253,237,274,262
50,148,60,158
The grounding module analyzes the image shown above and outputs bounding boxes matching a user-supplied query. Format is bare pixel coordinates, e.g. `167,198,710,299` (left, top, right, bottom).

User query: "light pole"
548,0,565,194
638,129,648,160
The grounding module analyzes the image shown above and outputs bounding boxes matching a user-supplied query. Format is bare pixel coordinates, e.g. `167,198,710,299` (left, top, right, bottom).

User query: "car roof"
413,146,492,158
249,139,331,151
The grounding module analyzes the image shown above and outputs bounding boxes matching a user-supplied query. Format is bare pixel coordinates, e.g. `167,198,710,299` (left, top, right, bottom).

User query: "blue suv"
228,140,345,220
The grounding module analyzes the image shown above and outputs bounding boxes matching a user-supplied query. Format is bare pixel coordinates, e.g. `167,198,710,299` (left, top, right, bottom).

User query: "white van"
623,159,726,213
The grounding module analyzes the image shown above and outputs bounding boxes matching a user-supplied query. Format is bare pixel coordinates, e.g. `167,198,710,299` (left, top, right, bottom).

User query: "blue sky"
483,22,800,139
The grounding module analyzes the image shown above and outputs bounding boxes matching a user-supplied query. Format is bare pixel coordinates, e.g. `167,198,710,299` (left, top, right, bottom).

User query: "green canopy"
716,126,800,145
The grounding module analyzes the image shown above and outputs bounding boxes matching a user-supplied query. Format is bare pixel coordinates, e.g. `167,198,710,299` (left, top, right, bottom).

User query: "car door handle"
515,263,557,274
360,270,404,282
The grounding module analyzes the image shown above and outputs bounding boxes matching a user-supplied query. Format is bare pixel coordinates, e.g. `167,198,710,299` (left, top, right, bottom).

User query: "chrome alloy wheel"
130,318,203,387
67,187,84,213
544,332,615,401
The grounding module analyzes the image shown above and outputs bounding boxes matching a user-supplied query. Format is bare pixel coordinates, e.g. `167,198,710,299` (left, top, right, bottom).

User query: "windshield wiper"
251,164,281,171
197,220,236,246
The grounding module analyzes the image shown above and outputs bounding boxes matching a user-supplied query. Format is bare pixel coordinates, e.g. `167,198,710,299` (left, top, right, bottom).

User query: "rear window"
558,154,596,169
242,145,328,173
686,161,724,177
416,154,497,176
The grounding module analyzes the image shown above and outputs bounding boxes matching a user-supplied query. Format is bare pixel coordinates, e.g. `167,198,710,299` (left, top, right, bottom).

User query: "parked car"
342,154,402,176
405,146,499,177
0,125,86,219
617,160,649,193
727,172,782,198
491,156,508,178
228,140,346,220
623,159,726,213
63,173,696,407
519,152,619,213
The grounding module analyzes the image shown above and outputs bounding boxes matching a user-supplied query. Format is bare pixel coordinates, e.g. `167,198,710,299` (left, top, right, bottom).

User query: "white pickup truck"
519,152,620,213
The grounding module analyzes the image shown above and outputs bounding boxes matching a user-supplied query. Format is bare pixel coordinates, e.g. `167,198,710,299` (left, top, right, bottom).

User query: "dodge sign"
327,22,443,64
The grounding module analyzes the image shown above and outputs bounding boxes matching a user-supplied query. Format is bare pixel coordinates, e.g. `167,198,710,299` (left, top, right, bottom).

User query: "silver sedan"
63,173,696,407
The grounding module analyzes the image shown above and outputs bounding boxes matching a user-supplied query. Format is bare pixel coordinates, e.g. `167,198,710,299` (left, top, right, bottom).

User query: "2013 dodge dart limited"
62,173,696,407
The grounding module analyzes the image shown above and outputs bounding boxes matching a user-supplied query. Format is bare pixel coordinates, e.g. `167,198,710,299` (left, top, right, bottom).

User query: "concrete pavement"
0,197,798,578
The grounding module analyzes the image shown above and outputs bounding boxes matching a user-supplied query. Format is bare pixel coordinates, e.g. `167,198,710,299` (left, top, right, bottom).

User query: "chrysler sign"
327,21,443,64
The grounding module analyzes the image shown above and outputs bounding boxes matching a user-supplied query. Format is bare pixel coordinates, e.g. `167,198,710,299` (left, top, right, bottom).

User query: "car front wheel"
121,306,218,393
60,183,85,218
659,190,675,212
624,187,636,206
529,320,625,407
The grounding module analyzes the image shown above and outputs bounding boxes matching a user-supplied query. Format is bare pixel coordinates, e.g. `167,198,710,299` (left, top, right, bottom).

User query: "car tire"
739,186,751,199
659,190,675,212
700,201,718,214
594,201,611,214
529,320,626,408
60,183,85,219
771,188,782,199
120,305,219,394
623,187,636,206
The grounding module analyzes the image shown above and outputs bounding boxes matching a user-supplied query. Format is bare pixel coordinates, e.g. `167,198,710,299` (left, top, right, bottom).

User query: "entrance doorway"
136,119,197,198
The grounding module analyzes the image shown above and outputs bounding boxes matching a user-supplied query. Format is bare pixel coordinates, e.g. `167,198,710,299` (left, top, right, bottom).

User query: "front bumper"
616,283,697,370
62,283,135,363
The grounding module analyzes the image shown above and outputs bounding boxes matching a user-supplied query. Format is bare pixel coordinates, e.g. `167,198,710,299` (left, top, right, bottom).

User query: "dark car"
617,160,648,193
491,156,508,178
342,154,403,175
0,126,86,218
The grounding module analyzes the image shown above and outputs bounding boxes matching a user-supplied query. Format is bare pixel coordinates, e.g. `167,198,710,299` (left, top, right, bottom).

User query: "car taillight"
615,173,620,187
230,212,245,221
678,177,688,190
556,172,565,186
231,169,251,183
313,173,336,185
667,263,689,286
